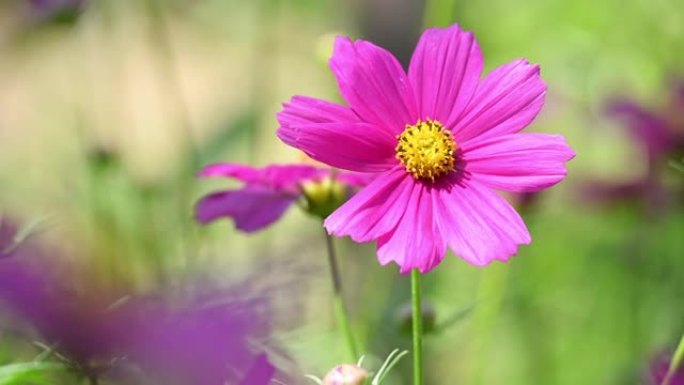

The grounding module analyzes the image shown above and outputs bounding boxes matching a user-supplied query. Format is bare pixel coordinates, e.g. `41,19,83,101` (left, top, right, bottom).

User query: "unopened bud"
300,177,348,219
322,364,369,385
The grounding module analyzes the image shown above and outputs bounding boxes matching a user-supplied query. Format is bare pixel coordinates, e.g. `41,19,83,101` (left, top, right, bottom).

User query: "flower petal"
293,121,397,172
453,59,546,143
199,163,261,182
277,96,361,148
239,354,276,385
324,167,413,243
462,133,575,192
260,165,325,190
330,36,418,134
376,183,447,274
606,99,673,158
434,179,530,266
408,24,483,126
199,163,323,191
195,188,295,232
334,172,377,188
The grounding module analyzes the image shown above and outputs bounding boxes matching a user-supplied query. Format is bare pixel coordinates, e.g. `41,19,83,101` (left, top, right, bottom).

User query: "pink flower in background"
195,163,371,231
606,79,684,164
278,23,574,273
0,257,285,385
580,78,684,211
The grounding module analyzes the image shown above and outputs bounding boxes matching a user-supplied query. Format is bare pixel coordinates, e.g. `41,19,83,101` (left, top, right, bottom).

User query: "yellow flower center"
395,119,457,182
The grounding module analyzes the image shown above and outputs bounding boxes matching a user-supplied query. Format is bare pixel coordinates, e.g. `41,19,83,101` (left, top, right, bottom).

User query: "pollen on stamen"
395,119,457,182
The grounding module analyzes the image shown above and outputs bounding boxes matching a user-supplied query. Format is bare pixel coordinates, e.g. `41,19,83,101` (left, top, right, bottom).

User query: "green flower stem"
663,332,684,385
323,230,359,361
411,269,424,385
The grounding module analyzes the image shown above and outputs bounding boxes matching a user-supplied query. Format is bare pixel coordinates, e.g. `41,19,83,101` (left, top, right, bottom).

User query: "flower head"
606,79,684,164
195,163,371,231
278,24,574,273
582,78,684,211
322,364,369,385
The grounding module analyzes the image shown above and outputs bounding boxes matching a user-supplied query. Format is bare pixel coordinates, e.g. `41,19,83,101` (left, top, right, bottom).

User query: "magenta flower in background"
195,163,371,231
0,258,284,385
126,293,278,385
606,79,684,164
582,78,684,210
0,225,288,385
278,23,574,273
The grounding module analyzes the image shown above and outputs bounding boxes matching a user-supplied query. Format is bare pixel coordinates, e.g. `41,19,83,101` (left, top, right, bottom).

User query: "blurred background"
0,0,683,384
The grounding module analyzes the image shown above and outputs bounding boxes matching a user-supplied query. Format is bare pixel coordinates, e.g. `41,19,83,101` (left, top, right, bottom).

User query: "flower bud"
322,364,369,385
300,177,349,219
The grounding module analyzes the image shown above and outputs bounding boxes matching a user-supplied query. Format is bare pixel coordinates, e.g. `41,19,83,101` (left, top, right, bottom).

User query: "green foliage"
0,363,66,385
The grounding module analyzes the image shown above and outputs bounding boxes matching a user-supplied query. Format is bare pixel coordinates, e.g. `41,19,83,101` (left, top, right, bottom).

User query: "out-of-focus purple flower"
0,258,286,385
580,179,668,208
607,101,671,162
648,351,684,385
0,260,127,366
195,163,372,231
584,79,684,210
607,78,684,162
125,293,277,385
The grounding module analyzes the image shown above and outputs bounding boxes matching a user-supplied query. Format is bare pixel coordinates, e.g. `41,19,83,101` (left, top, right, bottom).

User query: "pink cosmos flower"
277,24,575,273
195,163,371,231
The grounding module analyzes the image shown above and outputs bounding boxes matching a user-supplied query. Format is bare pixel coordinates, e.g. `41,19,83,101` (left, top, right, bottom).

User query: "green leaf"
0,362,67,385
